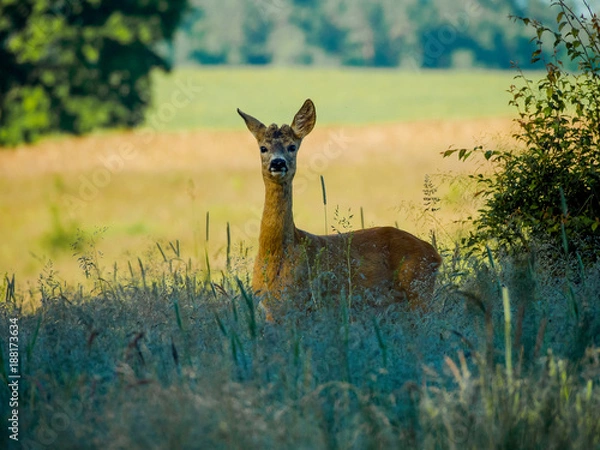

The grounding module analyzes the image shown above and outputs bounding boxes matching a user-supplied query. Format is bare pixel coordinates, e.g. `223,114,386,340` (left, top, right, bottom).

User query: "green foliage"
176,0,554,69
446,0,600,257
0,0,188,146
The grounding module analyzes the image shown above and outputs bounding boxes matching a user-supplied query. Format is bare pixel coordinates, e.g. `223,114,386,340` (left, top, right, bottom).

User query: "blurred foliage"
0,0,188,146
174,0,557,68
446,0,600,258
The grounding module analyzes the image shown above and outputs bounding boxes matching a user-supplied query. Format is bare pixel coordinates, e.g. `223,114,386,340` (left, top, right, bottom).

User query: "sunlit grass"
1,67,517,287
0,120,507,287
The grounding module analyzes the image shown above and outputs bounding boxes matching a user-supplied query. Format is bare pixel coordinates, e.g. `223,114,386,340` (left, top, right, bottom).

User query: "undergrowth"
1,237,599,449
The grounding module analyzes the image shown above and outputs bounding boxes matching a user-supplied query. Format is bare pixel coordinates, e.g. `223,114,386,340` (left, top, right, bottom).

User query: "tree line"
173,0,557,69
0,0,567,146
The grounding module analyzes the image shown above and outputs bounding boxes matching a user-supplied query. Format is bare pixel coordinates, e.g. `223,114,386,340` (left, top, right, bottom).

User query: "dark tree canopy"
0,0,188,146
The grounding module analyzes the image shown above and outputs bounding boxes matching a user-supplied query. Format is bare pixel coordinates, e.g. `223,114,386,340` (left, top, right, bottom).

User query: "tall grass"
1,232,599,449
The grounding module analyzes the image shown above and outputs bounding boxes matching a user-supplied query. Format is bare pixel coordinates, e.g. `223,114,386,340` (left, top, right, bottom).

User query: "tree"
410,0,557,69
446,0,600,258
0,0,188,146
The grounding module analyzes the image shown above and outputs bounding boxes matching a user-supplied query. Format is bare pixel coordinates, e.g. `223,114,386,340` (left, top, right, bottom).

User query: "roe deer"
238,99,441,321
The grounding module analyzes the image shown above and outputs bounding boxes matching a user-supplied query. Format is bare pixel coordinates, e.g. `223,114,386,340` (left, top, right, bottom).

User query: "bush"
446,0,600,258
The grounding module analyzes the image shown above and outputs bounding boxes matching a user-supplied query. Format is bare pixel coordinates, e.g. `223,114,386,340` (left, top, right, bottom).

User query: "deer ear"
237,108,266,141
291,99,316,139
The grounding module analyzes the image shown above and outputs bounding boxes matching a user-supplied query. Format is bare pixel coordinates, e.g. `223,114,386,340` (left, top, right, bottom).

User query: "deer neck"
258,179,296,260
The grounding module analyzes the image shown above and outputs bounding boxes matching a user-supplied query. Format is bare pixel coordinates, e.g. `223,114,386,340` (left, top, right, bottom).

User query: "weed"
40,204,79,254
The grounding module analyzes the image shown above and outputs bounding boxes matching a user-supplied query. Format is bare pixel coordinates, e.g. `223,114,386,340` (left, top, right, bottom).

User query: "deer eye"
260,146,268,153
287,144,296,152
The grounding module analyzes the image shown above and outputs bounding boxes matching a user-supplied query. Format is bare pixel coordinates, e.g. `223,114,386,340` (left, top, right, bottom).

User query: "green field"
149,67,518,129
1,67,599,449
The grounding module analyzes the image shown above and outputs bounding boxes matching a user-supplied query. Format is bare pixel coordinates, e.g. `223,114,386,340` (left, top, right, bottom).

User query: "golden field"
0,68,519,288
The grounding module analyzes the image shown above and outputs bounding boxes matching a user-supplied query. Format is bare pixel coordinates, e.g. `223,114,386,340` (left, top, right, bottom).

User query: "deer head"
237,99,316,185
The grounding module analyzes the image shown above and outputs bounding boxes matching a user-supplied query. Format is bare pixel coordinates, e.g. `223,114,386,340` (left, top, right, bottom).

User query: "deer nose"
269,158,288,173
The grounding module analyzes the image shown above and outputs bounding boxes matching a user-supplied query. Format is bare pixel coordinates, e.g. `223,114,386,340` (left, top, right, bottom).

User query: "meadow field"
1,68,599,449
1,68,518,290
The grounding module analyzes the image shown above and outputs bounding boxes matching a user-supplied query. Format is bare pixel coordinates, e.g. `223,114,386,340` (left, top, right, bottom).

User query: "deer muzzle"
269,158,288,175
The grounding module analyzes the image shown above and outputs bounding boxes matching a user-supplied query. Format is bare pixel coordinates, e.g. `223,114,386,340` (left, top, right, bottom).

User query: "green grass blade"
502,286,512,387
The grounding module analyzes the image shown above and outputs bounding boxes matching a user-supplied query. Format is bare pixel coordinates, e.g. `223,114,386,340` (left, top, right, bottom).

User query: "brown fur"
238,99,441,321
